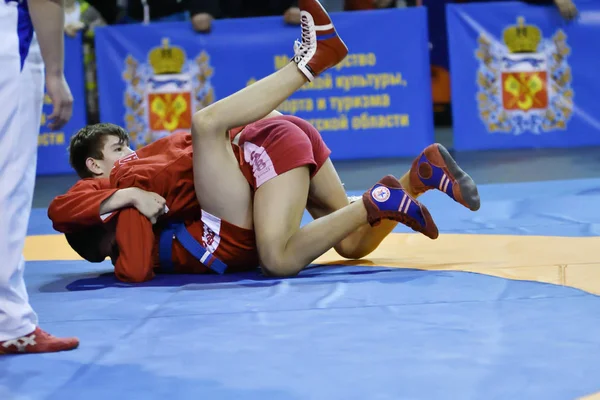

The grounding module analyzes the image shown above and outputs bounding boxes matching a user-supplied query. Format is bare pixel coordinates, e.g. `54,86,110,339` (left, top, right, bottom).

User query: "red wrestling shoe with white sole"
0,327,79,355
362,175,439,239
294,0,348,81
409,144,480,211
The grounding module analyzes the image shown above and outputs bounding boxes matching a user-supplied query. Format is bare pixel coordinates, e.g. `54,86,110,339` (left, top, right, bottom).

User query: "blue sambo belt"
158,223,227,274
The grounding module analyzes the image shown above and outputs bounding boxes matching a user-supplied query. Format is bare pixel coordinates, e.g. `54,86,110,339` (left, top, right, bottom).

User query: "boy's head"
69,123,133,179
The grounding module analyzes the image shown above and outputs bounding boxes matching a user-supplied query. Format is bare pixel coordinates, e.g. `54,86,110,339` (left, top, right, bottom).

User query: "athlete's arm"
29,0,64,76
102,187,167,224
49,180,168,232
114,208,156,283
110,162,169,223
99,188,137,216
48,179,119,233
29,0,73,129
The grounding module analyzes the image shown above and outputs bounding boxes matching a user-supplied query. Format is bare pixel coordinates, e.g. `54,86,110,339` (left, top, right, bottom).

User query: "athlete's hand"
131,188,168,224
45,73,73,130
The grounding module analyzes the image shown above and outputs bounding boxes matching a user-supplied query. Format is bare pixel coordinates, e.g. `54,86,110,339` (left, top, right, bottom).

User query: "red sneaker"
409,144,480,211
0,327,79,355
294,0,348,81
362,175,439,239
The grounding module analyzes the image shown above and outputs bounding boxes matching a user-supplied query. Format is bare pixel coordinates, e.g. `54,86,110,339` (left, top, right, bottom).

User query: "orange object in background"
431,65,451,112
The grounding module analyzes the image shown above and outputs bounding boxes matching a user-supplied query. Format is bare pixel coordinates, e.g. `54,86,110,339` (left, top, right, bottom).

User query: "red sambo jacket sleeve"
109,153,167,283
48,178,118,233
114,208,156,283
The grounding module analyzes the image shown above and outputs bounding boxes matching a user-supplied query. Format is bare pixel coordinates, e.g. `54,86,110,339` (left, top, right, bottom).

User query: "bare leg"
253,167,370,277
307,158,431,259
303,140,483,264
275,116,422,259
192,0,348,134
253,159,440,277
245,109,482,275
190,0,348,228
195,63,307,133
307,160,401,259
190,63,307,229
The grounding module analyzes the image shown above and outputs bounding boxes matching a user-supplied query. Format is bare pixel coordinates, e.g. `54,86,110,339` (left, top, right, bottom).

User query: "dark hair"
69,123,130,178
65,226,111,263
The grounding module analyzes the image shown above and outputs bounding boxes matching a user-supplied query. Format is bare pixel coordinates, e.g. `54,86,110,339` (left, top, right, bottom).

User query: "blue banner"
447,1,600,151
37,33,88,175
95,8,434,160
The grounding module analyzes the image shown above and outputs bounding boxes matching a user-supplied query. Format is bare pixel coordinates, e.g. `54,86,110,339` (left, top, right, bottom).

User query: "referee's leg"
0,2,78,354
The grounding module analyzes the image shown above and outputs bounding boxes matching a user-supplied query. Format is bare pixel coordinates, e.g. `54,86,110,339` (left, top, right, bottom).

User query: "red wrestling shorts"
231,115,331,190
170,209,259,273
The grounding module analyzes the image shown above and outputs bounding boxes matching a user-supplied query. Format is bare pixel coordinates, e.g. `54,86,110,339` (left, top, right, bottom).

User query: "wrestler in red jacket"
49,130,259,283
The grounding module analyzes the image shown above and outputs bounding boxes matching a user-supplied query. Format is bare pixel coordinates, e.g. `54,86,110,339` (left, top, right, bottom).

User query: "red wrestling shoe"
362,175,439,239
409,144,480,211
0,327,79,355
294,0,348,81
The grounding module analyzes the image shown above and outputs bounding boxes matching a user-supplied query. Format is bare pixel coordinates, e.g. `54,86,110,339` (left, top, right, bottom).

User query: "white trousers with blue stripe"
0,1,44,340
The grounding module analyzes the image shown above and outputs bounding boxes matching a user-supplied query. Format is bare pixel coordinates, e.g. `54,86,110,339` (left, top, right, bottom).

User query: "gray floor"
32,127,600,208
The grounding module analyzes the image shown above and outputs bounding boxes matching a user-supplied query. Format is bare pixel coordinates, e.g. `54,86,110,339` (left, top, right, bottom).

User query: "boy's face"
88,135,134,179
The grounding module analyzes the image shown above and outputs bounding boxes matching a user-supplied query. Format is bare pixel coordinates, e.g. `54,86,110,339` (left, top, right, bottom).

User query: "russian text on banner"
447,2,600,151
95,8,434,160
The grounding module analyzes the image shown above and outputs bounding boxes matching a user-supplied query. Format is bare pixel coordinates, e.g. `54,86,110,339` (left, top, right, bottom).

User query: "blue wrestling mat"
2,178,600,399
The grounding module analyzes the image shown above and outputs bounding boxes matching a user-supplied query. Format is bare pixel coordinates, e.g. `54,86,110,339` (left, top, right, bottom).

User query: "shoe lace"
293,13,315,60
